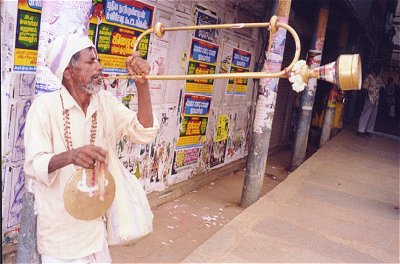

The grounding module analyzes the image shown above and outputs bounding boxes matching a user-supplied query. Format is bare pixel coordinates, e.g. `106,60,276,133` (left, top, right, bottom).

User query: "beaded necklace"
60,94,97,150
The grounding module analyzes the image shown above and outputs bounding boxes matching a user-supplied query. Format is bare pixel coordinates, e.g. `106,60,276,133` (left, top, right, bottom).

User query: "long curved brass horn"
103,15,362,91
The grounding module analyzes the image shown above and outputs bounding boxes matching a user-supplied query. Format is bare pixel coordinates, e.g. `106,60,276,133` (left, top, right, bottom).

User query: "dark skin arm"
48,145,107,174
126,51,154,128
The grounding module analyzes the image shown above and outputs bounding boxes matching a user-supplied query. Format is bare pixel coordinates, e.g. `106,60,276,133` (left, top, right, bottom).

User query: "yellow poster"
214,115,229,142
226,48,252,95
227,67,249,95
14,0,42,72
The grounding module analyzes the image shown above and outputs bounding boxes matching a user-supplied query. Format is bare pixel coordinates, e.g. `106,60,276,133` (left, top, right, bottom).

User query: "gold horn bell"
301,54,362,90
104,16,361,91
337,54,362,90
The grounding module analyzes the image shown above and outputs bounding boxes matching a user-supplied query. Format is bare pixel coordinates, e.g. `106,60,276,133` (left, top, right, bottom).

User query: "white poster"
144,104,179,193
11,99,32,162
148,38,169,91
220,41,234,74
2,164,25,244
115,104,180,194
224,107,248,163
15,74,35,98
35,0,92,93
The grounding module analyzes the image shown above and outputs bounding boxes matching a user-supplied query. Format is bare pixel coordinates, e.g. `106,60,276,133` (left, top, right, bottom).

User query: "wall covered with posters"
1,0,262,245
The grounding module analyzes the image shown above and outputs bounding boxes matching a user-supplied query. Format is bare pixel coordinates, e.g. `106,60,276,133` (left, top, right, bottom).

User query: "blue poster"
232,48,251,68
104,0,153,31
183,94,211,116
194,10,218,42
190,38,219,64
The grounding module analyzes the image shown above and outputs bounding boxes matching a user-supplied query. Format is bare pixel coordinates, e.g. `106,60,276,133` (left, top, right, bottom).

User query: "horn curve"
103,16,362,91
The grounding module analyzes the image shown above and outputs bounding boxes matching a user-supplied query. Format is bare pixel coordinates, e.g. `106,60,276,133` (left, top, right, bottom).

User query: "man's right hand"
71,145,108,169
126,51,151,87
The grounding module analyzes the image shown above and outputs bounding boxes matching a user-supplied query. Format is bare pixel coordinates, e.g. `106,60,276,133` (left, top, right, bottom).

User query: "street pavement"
183,129,400,263
109,149,291,263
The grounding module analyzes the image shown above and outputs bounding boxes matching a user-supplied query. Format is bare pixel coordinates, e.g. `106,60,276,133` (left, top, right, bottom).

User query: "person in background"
377,81,386,119
384,76,395,119
23,33,159,263
357,63,384,137
395,78,400,124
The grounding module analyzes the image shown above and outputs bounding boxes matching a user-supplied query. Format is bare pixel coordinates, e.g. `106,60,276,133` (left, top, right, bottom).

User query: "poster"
14,0,42,72
15,74,35,98
183,94,211,116
35,0,93,93
177,94,211,148
2,164,25,244
225,109,248,163
210,139,227,168
220,42,234,74
103,76,130,100
227,48,252,96
227,67,249,95
177,116,208,148
214,114,228,142
148,38,169,90
194,9,218,42
185,61,216,94
172,147,201,174
190,38,218,64
210,114,228,168
89,0,154,73
6,165,25,229
144,105,179,193
115,105,179,193
12,99,32,162
185,38,219,95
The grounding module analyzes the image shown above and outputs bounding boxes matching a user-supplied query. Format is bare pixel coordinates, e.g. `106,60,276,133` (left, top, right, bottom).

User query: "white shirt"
24,87,158,259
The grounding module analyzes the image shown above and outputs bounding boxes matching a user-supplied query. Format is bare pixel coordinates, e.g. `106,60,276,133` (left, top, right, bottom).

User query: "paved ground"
183,129,400,263
375,117,400,138
110,148,292,263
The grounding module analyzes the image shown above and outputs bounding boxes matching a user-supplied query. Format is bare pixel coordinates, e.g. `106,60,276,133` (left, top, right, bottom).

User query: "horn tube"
104,15,301,81
103,16,362,91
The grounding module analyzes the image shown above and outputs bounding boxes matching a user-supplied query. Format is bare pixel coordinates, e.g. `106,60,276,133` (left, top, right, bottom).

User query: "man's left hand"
126,51,151,86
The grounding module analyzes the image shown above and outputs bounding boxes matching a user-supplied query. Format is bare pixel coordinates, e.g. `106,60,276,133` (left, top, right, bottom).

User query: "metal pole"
241,0,292,208
16,193,40,263
290,0,329,170
319,86,337,147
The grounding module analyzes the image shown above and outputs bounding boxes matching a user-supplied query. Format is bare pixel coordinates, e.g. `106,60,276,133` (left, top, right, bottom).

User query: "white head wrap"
45,33,95,80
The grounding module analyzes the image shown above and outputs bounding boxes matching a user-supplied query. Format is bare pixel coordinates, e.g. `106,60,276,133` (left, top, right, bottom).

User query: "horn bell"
308,54,362,91
337,54,362,90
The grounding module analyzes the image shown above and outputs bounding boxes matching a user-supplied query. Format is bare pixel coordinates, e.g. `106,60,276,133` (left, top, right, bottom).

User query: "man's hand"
125,51,154,128
126,51,151,87
70,145,108,169
48,145,108,174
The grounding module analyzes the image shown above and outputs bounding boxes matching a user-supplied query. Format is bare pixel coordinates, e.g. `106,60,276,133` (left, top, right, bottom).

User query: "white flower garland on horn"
288,60,307,93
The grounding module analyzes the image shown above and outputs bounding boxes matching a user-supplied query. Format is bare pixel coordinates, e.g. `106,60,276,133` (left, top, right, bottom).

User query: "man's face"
70,47,103,95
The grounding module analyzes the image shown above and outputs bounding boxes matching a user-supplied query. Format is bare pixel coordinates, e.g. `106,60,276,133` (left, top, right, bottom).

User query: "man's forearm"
136,82,154,128
48,151,73,174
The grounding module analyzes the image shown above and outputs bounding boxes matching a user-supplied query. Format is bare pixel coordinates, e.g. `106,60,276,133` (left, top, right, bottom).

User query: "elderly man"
24,33,159,263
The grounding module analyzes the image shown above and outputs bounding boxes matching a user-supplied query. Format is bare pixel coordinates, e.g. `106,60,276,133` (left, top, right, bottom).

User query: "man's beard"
79,75,103,95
